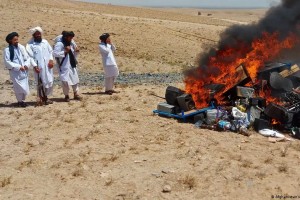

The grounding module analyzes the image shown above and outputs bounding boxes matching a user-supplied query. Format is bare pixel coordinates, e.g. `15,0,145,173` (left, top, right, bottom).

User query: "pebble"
162,185,172,193
151,173,161,178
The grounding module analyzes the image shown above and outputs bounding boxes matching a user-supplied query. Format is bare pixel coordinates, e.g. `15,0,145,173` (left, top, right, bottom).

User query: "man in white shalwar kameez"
53,31,82,102
3,32,31,107
26,27,54,105
99,33,119,95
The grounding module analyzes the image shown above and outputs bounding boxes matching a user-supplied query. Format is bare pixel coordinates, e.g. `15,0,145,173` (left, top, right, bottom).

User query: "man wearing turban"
99,33,119,95
53,31,78,50
3,32,31,107
26,26,54,105
53,31,82,102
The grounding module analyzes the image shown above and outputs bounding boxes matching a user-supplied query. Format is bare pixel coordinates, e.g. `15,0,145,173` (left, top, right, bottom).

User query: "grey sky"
81,0,280,8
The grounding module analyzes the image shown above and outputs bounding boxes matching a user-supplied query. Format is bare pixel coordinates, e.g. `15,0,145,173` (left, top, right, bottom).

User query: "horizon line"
76,0,271,9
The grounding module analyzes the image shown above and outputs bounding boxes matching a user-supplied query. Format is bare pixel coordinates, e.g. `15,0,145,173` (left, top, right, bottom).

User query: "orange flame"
271,119,281,125
185,32,299,108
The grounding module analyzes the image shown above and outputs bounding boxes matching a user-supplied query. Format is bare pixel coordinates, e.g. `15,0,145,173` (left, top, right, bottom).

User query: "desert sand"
0,0,300,199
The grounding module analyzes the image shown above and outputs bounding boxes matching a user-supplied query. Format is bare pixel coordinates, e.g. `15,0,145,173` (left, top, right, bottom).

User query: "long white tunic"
3,44,30,95
26,39,54,88
99,42,119,78
53,42,79,85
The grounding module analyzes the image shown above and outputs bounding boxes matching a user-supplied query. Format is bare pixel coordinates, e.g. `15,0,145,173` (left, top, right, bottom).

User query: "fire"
271,119,281,125
256,80,282,105
185,32,299,108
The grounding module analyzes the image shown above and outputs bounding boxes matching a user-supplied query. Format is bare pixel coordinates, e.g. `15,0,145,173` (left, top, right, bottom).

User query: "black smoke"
196,0,300,69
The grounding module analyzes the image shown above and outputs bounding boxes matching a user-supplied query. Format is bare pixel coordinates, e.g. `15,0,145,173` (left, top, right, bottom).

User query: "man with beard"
26,27,54,105
53,31,78,50
53,31,82,102
3,32,31,107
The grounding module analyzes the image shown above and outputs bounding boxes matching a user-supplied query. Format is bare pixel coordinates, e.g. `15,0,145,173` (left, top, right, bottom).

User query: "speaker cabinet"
165,86,184,106
249,97,267,108
264,103,294,124
254,118,270,132
176,94,196,112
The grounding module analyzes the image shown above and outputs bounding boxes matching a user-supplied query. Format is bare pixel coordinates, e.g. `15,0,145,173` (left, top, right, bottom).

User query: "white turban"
29,26,43,35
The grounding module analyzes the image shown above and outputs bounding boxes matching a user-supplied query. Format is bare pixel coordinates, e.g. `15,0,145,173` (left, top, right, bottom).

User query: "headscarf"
62,31,75,38
99,33,110,43
6,32,19,44
29,26,43,35
5,32,19,61
61,31,77,68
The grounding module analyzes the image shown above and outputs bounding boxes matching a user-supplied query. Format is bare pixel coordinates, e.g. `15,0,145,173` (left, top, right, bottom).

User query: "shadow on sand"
82,92,111,96
0,101,37,108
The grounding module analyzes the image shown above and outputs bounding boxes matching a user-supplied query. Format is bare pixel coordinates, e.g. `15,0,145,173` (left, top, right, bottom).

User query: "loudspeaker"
165,86,184,106
254,118,270,132
249,98,267,108
157,102,176,114
264,103,294,124
176,94,196,112
293,112,300,127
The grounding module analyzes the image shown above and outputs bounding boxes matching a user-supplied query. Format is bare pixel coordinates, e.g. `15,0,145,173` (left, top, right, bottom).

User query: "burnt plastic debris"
291,127,300,139
218,120,231,131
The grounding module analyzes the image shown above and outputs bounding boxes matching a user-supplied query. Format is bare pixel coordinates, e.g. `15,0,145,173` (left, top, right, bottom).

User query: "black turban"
6,32,19,43
99,33,110,42
62,31,75,37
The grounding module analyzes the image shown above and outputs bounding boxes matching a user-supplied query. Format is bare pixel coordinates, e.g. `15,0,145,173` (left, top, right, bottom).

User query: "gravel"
46,72,183,87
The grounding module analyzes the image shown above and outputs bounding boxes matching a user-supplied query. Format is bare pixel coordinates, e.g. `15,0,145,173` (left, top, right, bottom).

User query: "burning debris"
154,0,300,141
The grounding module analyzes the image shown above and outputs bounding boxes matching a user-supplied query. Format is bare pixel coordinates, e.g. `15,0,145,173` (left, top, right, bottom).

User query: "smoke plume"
195,0,300,73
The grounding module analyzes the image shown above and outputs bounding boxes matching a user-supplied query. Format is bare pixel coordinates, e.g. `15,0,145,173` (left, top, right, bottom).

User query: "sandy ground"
1,0,300,200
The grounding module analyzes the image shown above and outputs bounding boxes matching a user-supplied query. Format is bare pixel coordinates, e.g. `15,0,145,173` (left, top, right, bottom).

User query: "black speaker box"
249,97,267,108
254,118,270,132
264,103,294,124
177,94,196,112
165,86,184,106
293,112,300,127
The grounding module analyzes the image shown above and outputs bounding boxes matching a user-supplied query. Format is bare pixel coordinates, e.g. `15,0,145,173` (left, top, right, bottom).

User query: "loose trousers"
104,76,116,91
15,93,26,102
61,81,79,96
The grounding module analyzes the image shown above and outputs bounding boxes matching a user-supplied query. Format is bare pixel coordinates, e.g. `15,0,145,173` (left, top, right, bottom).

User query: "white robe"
53,42,79,85
99,42,119,78
26,39,54,89
3,44,30,95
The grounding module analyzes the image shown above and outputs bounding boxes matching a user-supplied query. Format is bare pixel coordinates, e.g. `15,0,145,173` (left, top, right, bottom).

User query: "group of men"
3,27,119,107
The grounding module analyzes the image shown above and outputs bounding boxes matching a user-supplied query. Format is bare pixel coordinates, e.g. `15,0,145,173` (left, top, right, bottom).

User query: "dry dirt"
0,0,300,200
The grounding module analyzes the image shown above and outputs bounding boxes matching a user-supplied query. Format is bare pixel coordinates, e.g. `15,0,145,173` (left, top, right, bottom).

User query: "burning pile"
154,0,300,140
185,33,298,108
185,0,300,108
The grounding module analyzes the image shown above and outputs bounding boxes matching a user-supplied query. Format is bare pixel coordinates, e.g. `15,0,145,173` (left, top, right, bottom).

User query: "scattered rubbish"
217,120,232,131
259,129,285,138
291,127,300,139
206,109,218,125
154,68,300,139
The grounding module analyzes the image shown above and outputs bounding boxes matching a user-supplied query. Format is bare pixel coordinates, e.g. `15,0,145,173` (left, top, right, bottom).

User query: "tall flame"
185,32,299,108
